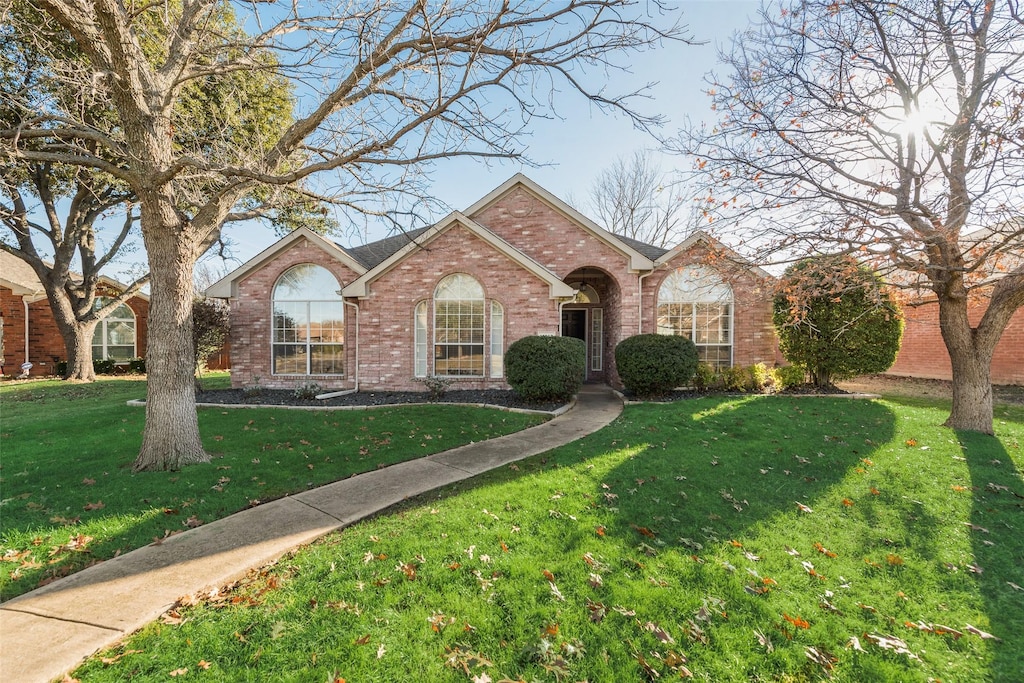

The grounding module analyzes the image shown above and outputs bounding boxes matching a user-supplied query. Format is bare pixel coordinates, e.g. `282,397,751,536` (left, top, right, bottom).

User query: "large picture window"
657,265,733,370
92,299,136,361
433,273,485,377
272,264,345,375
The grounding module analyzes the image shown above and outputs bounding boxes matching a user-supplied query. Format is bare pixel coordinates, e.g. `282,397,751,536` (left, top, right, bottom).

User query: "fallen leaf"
795,502,813,514
197,660,211,670
83,501,105,511
354,634,371,645
964,623,1002,641
169,668,188,677
82,478,95,486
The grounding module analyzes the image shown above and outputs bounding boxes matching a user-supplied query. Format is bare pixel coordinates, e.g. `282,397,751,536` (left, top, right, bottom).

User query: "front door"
561,308,589,379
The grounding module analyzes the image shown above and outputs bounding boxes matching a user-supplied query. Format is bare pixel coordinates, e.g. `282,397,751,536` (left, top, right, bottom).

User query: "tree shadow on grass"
957,428,1024,683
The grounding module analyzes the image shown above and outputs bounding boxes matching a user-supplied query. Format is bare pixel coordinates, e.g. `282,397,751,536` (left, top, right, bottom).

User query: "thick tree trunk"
61,319,98,382
42,289,98,381
133,224,207,471
938,296,995,435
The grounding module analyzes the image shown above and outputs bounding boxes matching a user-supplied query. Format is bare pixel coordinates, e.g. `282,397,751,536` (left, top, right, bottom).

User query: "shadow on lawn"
958,429,1024,683
601,396,897,552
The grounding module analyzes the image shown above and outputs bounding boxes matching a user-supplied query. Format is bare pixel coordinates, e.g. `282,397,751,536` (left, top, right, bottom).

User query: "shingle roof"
342,226,432,269
614,234,670,261
0,250,45,293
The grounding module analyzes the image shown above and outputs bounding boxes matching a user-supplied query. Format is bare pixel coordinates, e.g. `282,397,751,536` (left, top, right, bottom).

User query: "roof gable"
464,173,657,272
206,226,366,298
341,212,575,299
655,230,773,280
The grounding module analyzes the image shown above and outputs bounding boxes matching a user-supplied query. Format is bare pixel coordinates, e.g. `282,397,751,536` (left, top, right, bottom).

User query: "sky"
78,0,750,282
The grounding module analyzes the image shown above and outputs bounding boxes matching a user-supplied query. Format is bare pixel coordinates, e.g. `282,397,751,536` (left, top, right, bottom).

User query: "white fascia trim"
205,226,366,298
341,212,575,299
463,173,656,272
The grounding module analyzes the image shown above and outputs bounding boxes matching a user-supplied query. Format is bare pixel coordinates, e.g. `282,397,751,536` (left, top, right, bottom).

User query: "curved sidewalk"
0,385,623,683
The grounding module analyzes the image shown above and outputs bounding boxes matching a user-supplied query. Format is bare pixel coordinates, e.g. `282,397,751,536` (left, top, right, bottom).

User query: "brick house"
207,174,778,391
0,250,149,377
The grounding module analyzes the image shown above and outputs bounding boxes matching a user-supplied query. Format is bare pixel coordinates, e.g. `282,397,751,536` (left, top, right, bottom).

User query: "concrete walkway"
0,385,622,683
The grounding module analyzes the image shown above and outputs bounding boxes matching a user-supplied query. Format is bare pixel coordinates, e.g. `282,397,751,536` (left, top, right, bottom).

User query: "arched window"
657,265,733,370
272,264,345,375
92,299,136,361
433,273,485,376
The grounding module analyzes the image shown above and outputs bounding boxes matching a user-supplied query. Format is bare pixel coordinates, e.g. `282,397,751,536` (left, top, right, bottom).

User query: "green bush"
293,382,322,400
505,336,585,403
93,358,117,375
721,365,748,392
775,364,806,389
692,362,720,392
127,357,146,374
748,362,775,392
774,254,903,388
615,334,698,397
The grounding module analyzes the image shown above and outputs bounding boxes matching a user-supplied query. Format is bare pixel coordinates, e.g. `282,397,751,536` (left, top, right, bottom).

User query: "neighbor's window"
272,264,344,375
92,299,136,361
656,265,733,370
433,273,485,376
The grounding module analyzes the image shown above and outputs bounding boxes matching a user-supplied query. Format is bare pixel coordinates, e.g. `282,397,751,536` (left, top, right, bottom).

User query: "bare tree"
1,1,319,381
2,0,686,470
583,149,689,247
675,0,1024,434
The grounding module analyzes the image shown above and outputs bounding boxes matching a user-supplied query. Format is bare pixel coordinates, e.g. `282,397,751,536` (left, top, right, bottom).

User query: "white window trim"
271,265,345,377
92,302,137,362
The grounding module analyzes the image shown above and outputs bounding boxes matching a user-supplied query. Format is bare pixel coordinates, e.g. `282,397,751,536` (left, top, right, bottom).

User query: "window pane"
490,302,503,378
591,308,603,372
106,321,134,346
273,344,308,374
310,344,344,375
273,302,307,344
106,345,134,362
415,301,428,377
310,301,345,343
434,275,484,377
273,264,342,300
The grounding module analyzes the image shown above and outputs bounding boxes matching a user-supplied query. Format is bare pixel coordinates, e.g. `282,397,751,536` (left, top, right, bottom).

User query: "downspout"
345,299,359,392
317,299,359,400
638,269,657,335
23,298,30,364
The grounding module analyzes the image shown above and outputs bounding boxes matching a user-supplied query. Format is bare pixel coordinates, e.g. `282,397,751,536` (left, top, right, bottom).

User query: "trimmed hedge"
505,335,585,403
615,334,698,397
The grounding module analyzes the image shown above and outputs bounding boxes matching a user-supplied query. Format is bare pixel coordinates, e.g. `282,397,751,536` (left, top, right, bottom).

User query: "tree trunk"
43,289,98,381
61,319,98,382
938,296,995,435
133,224,207,471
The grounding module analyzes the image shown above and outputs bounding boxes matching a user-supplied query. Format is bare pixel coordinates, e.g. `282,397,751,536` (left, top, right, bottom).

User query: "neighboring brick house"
0,250,149,377
888,297,1024,385
207,174,779,391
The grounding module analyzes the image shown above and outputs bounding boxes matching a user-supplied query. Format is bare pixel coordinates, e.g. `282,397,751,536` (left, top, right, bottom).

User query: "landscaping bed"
194,388,567,413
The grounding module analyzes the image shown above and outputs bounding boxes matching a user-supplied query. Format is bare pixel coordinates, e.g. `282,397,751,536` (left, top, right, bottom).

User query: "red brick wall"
1,288,27,375
471,186,641,373
229,238,362,389
640,245,779,367
355,223,558,391
1,287,148,376
889,299,1024,385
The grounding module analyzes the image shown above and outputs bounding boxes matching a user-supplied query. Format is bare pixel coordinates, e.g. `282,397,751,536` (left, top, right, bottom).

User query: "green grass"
70,394,1024,682
0,375,546,601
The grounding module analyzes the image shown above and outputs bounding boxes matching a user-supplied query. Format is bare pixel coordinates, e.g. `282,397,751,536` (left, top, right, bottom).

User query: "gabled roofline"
654,230,774,279
463,173,657,272
205,226,367,298
341,212,575,299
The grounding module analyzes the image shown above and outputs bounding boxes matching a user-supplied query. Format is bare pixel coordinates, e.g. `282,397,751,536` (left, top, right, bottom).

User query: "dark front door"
561,309,586,341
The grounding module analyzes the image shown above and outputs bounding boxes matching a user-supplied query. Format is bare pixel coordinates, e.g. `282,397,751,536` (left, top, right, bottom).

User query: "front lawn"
0,376,546,601
73,395,1024,682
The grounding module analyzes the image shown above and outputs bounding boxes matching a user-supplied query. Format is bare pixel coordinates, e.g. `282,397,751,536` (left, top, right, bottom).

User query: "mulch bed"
194,388,567,413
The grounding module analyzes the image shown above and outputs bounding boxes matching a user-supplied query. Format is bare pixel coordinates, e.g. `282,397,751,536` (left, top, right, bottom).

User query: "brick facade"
1,286,149,377
889,298,1024,385
228,237,362,390
216,177,784,392
640,243,779,368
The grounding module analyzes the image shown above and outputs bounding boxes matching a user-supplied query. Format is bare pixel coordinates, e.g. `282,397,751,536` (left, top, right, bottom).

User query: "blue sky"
204,1,761,276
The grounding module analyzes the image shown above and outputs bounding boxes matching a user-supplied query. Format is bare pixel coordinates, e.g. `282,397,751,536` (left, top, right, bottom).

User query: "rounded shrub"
505,335,586,403
774,254,903,388
615,334,698,397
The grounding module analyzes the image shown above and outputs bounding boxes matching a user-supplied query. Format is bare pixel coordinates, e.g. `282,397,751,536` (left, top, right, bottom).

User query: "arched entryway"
562,267,619,382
